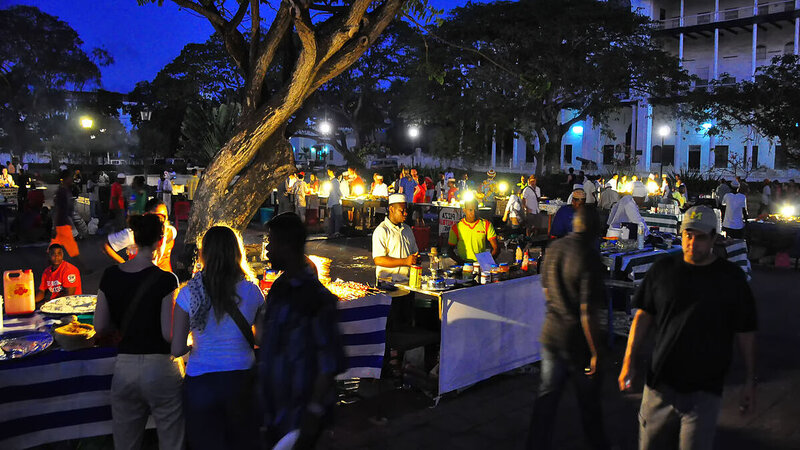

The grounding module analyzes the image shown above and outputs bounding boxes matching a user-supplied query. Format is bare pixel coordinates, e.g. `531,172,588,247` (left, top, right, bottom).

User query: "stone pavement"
2,228,799,450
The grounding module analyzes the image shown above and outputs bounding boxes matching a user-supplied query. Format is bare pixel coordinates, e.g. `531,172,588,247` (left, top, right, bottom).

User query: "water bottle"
637,225,645,250
429,247,440,277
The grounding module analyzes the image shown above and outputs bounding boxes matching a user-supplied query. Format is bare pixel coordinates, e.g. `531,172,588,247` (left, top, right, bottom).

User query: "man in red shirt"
109,173,127,231
35,243,82,302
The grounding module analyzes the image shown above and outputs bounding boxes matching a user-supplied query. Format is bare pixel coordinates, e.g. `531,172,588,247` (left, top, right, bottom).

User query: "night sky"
4,0,466,94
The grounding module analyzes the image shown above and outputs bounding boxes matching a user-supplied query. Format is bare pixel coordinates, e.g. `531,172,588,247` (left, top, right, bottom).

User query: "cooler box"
412,226,431,251
3,270,35,315
259,207,275,224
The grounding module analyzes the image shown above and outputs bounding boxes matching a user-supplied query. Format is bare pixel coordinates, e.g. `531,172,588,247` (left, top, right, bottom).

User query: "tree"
139,0,435,244
403,0,689,174
178,102,242,165
291,22,418,165
679,54,800,167
0,5,112,158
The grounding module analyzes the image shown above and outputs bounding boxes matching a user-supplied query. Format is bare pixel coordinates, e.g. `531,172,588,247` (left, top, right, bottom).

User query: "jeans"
110,354,184,450
638,384,722,450
184,369,259,450
328,204,343,235
527,347,609,450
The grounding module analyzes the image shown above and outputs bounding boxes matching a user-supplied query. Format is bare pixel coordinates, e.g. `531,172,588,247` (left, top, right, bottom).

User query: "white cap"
117,173,126,179
388,193,406,205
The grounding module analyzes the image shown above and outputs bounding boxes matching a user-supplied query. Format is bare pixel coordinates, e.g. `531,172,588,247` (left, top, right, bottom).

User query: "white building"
560,0,800,177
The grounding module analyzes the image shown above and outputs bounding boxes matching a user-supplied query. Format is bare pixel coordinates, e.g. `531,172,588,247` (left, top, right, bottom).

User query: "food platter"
0,330,54,361
40,294,97,315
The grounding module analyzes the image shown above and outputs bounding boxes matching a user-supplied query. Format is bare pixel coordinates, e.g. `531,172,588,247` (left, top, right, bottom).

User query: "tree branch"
246,0,292,113
228,0,250,30
309,0,403,92
315,0,373,67
170,0,226,27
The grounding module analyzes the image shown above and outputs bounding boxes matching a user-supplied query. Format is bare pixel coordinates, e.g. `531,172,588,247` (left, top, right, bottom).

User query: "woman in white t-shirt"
721,187,748,239
171,226,265,450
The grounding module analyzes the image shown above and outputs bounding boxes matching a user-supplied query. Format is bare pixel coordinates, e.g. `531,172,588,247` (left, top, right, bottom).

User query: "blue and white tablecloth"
640,211,681,234
336,293,392,380
602,245,683,283
717,239,752,282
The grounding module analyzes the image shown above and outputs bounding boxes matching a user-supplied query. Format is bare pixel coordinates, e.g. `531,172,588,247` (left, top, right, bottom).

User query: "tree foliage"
0,5,112,156
178,102,242,165
400,0,690,174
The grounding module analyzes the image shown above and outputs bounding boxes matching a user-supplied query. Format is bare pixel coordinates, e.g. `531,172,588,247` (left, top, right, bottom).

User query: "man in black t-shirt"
619,205,757,450
527,206,610,450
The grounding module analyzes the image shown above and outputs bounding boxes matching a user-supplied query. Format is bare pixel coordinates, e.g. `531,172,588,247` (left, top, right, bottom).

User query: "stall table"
1,293,392,448
397,275,546,395
640,211,681,234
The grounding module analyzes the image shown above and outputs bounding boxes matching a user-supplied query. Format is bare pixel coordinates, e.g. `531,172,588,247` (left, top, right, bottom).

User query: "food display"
40,295,97,315
326,280,381,301
53,316,96,351
0,331,54,361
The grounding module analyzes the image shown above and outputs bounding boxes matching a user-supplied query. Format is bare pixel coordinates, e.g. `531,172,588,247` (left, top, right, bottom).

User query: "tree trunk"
543,127,564,175
185,119,295,245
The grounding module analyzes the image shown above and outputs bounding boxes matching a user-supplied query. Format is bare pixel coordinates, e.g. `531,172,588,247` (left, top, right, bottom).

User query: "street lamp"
319,121,332,135
140,109,152,122
80,116,94,129
408,126,420,139
657,125,670,178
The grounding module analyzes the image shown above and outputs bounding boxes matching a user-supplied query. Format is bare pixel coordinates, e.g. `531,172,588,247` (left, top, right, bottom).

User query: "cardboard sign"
474,251,496,273
438,206,465,236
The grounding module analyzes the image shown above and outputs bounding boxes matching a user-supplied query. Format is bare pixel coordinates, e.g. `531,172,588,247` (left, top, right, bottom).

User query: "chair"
172,201,191,232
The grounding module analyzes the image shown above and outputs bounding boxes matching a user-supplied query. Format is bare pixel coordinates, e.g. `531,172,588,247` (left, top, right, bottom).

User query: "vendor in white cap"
157,170,173,215
551,188,587,238
372,193,420,282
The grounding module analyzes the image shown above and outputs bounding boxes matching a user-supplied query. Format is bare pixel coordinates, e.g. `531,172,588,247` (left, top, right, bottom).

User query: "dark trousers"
722,226,744,239
527,347,610,450
183,369,259,450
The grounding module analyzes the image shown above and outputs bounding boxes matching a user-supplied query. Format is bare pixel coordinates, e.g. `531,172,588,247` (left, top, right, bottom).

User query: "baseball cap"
572,189,586,199
681,205,717,235
388,194,406,205
487,169,496,177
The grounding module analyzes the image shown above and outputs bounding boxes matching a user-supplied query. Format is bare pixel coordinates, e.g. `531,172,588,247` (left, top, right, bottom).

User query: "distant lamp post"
80,117,94,129
658,125,670,178
701,122,713,131
140,109,152,122
408,126,420,139
319,121,332,135
571,125,584,135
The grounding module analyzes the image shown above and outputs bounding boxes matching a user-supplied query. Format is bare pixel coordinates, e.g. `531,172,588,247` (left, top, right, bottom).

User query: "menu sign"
439,206,465,236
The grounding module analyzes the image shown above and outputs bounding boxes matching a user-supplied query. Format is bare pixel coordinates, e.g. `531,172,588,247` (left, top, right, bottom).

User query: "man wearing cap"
619,205,757,450
371,173,388,197
522,175,542,235
448,199,500,264
372,194,420,282
550,189,586,238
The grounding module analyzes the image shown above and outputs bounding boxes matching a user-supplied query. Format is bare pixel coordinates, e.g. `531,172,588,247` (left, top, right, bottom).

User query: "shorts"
51,225,79,257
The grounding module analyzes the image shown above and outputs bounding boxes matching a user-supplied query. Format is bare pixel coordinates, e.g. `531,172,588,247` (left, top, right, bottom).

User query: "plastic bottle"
521,250,530,272
637,225,645,250
429,247,440,277
515,246,523,264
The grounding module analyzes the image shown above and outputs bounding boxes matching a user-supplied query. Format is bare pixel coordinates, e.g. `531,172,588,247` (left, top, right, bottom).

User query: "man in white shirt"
584,176,597,204
371,174,389,197
103,199,177,272
157,171,173,215
294,172,310,223
326,167,343,237
372,194,419,282
607,195,649,236
521,175,541,235
758,179,771,215
434,172,447,201
722,186,748,239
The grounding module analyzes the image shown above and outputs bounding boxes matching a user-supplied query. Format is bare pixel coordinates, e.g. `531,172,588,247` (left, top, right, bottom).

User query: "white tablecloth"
439,276,546,394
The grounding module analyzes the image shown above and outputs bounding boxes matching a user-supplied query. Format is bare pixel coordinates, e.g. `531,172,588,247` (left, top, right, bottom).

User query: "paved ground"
3,225,799,450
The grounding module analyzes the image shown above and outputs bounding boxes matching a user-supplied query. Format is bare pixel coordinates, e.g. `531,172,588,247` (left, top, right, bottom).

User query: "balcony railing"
656,0,796,30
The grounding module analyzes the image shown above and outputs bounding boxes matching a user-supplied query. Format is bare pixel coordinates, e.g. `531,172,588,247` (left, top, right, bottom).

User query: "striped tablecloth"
336,293,392,380
717,239,752,281
602,245,683,284
0,295,392,448
640,212,681,234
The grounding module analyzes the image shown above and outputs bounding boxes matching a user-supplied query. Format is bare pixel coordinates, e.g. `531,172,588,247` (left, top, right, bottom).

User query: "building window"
603,145,615,165
652,145,662,164
662,145,675,166
785,42,795,55
752,145,759,169
688,145,702,171
563,145,572,163
714,145,729,168
775,146,786,169
756,45,767,61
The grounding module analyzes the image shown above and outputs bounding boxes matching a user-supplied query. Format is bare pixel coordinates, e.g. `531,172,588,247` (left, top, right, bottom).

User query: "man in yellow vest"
448,199,500,264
